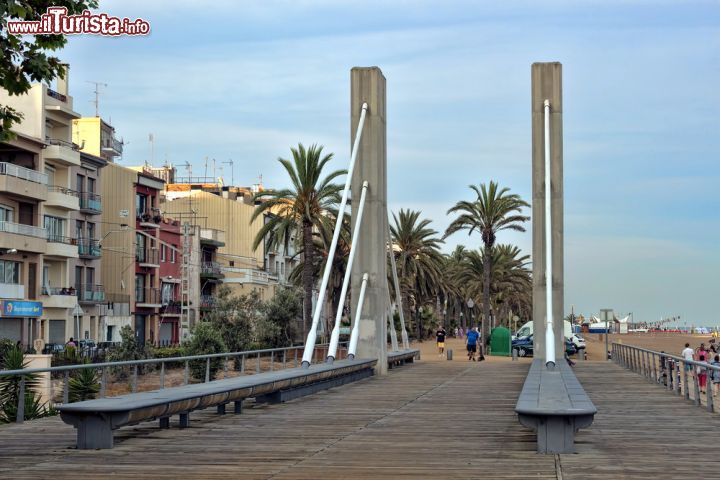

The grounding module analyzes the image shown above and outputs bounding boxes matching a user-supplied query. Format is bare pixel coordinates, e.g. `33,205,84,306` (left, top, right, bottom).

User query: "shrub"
260,287,301,347
0,347,47,423
0,338,14,369
68,363,100,403
108,325,154,378
184,322,226,381
152,346,186,369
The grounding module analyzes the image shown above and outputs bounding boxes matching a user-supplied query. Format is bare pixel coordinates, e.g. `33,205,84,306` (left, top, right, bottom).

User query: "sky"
58,0,719,326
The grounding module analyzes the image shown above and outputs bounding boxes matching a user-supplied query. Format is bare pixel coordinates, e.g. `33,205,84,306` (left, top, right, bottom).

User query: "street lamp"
600,308,614,360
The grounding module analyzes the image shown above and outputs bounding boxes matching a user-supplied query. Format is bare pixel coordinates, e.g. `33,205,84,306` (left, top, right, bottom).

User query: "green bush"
184,322,227,381
108,325,154,378
152,346,186,369
68,364,100,403
0,338,14,369
0,347,47,424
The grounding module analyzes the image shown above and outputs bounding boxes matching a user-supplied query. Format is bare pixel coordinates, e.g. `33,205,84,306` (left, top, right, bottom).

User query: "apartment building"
72,116,123,162
0,70,112,347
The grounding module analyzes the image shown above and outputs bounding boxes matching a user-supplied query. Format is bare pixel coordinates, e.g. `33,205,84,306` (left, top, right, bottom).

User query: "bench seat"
387,349,420,368
58,358,376,449
515,358,596,453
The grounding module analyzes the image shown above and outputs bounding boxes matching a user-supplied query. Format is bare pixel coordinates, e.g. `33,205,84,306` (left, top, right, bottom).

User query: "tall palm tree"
445,181,529,347
252,143,345,338
389,209,445,339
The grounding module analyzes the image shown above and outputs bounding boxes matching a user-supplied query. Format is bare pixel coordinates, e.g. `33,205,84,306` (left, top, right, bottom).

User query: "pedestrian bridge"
1,357,716,479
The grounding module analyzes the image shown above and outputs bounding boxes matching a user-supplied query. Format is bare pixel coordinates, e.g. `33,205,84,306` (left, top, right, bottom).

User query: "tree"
1,0,98,140
184,322,227,381
389,209,445,339
445,181,529,347
251,143,344,339
203,285,258,354
259,287,302,347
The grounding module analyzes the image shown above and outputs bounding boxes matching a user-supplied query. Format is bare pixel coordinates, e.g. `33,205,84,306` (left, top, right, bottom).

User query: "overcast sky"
59,0,719,326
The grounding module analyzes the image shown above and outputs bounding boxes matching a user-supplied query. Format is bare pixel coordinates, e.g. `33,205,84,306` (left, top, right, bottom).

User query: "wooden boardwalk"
0,359,718,479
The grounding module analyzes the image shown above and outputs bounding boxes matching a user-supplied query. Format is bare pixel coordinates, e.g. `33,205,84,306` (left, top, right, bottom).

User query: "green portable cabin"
489,326,511,356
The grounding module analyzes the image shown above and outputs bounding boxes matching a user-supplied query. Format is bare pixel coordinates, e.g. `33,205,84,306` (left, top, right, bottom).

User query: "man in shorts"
466,327,480,361
681,342,695,379
436,325,447,356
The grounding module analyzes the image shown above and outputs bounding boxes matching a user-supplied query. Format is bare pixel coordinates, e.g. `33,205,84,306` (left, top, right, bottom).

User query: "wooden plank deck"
0,359,717,479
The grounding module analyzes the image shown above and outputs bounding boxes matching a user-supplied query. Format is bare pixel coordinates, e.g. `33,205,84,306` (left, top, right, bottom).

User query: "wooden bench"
58,358,376,449
387,349,421,369
515,359,596,453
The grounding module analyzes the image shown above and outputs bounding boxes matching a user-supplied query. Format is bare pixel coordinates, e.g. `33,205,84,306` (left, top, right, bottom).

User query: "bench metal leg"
76,416,114,450
234,401,243,414
159,417,170,429
217,404,226,415
179,412,190,428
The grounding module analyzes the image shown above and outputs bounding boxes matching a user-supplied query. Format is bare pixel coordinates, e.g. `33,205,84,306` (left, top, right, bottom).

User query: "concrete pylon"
350,67,388,375
531,62,565,361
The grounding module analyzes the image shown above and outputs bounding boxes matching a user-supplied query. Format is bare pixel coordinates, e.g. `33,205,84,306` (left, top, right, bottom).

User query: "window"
44,215,66,242
229,260,234,267
135,275,145,302
86,267,95,286
87,177,96,194
161,244,166,262
76,174,85,193
75,266,83,293
170,246,176,263
136,233,146,261
44,165,55,186
1,260,22,284
0,204,14,223
161,282,174,304
136,193,147,216
75,220,84,240
87,222,95,240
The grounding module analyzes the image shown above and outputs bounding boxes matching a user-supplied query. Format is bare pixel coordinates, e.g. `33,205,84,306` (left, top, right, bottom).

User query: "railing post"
683,361,690,400
693,365,701,406
223,356,228,377
63,371,70,404
100,367,107,398
652,352,658,383
294,348,298,367
132,365,138,393
16,376,25,424
256,353,261,373
160,362,165,389
667,359,673,391
282,350,287,369
270,352,274,371
184,361,189,385
707,366,714,412
241,355,245,373
205,358,211,383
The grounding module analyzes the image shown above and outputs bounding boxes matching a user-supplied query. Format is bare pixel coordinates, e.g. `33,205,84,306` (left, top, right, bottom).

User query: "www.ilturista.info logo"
7,7,150,36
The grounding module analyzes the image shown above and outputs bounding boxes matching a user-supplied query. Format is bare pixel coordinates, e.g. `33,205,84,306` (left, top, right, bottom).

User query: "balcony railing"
79,191,102,213
42,286,76,296
137,207,162,224
136,287,161,306
0,221,46,239
48,185,79,197
161,301,181,315
200,295,216,309
46,137,80,150
46,233,75,244
136,248,160,265
201,262,223,276
78,238,101,258
0,162,48,185
77,284,105,303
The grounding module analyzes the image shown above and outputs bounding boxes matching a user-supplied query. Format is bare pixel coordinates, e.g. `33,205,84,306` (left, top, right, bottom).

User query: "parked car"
570,334,586,352
511,335,577,357
41,343,65,355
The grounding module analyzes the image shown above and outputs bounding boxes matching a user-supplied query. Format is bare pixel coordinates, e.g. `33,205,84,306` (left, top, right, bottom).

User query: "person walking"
697,354,709,395
710,354,720,397
436,325,447,356
466,327,480,361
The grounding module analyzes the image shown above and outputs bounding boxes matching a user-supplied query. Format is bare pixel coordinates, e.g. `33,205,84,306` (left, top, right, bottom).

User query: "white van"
514,320,585,351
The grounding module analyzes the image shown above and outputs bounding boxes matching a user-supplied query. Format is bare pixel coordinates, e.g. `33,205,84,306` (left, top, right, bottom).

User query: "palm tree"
389,209,445,339
445,181,529,347
252,143,345,338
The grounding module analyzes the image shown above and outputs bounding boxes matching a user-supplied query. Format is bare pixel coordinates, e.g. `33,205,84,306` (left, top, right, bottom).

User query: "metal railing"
77,238,101,257
46,88,67,102
136,287,161,305
201,261,223,276
47,185,79,197
79,191,102,213
136,247,160,265
46,137,80,150
0,342,346,424
0,221,46,239
77,284,105,303
46,233,75,244
41,286,75,296
0,162,48,185
200,294,215,309
612,343,720,413
136,207,162,224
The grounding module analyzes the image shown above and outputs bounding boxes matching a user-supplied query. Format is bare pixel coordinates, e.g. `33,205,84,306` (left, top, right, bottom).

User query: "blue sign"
0,300,43,317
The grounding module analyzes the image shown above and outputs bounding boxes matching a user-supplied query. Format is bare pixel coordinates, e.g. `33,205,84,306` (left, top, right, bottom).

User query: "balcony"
199,295,216,310
137,208,162,227
136,287,162,308
45,234,79,258
44,138,80,166
136,248,160,268
77,284,105,304
40,286,77,309
79,191,102,214
77,238,101,259
0,162,48,201
200,261,224,280
200,228,225,247
0,221,47,253
0,283,25,300
101,137,123,157
160,300,182,316
46,186,80,210
222,267,271,286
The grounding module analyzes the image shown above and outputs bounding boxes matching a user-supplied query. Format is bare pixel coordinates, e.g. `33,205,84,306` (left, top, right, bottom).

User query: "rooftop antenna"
204,156,208,179
148,133,155,167
222,159,234,186
86,81,107,117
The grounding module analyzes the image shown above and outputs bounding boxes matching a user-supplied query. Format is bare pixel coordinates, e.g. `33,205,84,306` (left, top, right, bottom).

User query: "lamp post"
600,308,614,361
